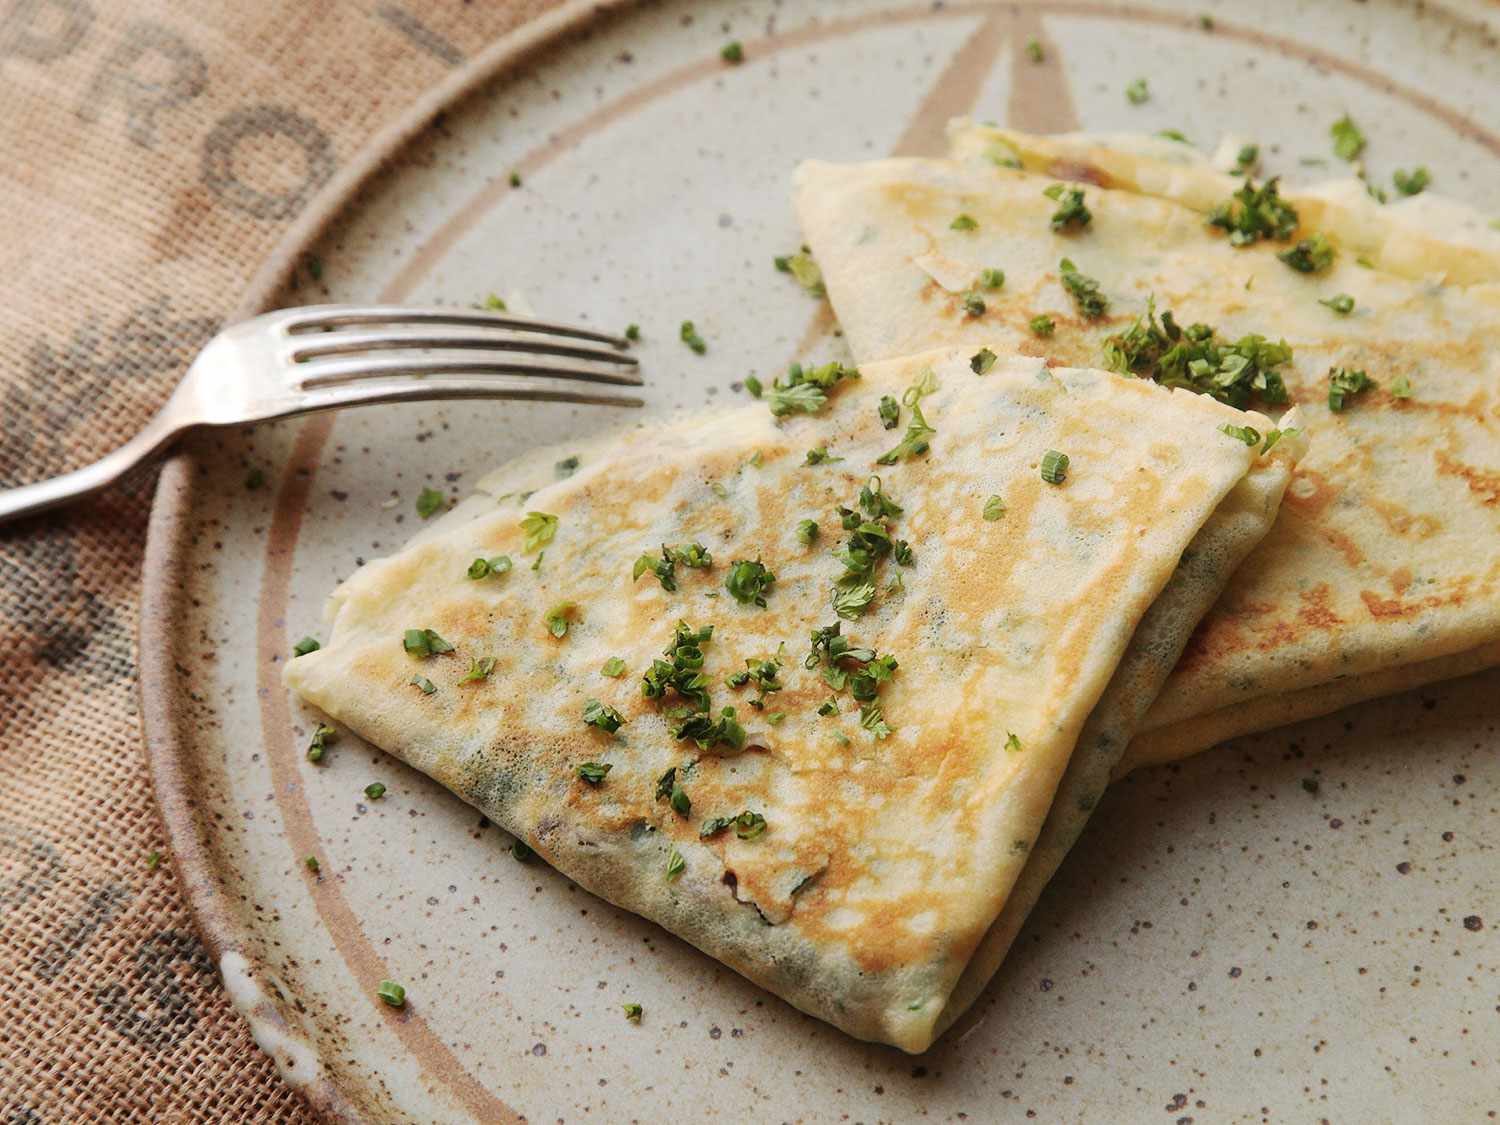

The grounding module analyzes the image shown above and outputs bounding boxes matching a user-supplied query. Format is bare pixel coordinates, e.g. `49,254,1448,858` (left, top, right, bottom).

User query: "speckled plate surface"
140,1,1500,1119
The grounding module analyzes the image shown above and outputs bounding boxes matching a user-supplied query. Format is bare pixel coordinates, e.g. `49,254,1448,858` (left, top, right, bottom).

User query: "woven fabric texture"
0,1,559,1118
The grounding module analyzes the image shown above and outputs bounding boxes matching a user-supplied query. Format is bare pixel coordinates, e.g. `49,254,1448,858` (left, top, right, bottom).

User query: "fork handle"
0,418,182,527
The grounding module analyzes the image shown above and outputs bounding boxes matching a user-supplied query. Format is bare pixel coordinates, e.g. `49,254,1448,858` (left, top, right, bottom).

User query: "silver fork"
0,304,642,526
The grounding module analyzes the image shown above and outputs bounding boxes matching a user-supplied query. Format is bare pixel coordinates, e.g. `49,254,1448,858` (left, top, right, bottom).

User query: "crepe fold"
794,130,1500,774
285,349,1290,1051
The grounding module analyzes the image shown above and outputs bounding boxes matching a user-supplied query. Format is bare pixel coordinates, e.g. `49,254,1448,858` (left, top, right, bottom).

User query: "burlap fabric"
0,2,562,1118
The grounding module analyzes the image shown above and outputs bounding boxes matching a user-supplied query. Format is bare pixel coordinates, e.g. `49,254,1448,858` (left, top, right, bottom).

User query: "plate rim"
138,2,639,1117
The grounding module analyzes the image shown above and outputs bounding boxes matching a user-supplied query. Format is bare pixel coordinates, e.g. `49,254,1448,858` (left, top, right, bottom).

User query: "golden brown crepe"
794,131,1500,774
284,348,1288,1051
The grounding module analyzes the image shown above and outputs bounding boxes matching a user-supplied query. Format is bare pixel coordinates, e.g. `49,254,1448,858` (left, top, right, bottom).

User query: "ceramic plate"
141,1,1500,1119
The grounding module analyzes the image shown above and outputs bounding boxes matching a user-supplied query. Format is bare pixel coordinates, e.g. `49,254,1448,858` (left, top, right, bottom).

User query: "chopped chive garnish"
623,1002,643,1022
1218,422,1261,446
666,847,686,879
724,559,775,606
982,495,1006,521
415,486,446,519
146,851,162,870
796,519,819,546
544,602,577,638
583,698,626,733
460,656,497,683
744,374,763,398
720,40,743,64
805,446,843,465
1040,450,1069,484
377,980,406,1008
970,347,997,375
1393,166,1430,196
1005,732,1023,753
1327,367,1376,412
409,675,436,695
625,323,641,341
961,291,986,317
1390,375,1413,399
1319,293,1355,315
817,698,839,716
1029,314,1056,337
950,213,978,231
601,657,627,678
1043,185,1092,232
1233,144,1260,174
774,247,825,296
734,811,767,840
764,360,859,417
1207,177,1299,245
878,394,900,429
403,628,454,657
364,782,386,800
979,267,1005,289
292,636,320,657
519,510,559,553
304,856,319,874
306,723,336,763
1125,77,1149,105
467,555,513,580
876,402,936,465
509,171,522,187
1025,37,1043,62
1058,257,1108,317
1157,129,1191,144
483,294,507,311
1278,232,1335,273
679,320,707,355
576,761,612,785
1330,114,1366,162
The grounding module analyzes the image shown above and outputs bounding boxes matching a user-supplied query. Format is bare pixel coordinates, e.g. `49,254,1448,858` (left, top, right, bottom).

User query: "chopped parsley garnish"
983,495,1006,521
544,602,577,638
555,455,580,478
304,856,318,874
859,701,892,739
1327,367,1376,412
403,628,454,657
292,636,320,657
970,347,998,375
744,374,764,399
950,213,978,231
306,723,336,763
245,468,265,490
679,320,707,355
642,621,715,713
377,980,406,1008
583,698,626,733
460,656,497,683
961,291,986,317
1218,422,1261,446
1233,144,1259,174
829,478,909,619
576,761,612,785
601,656,627,677
632,542,712,592
666,846,687,879
764,360,860,417
805,446,842,465
409,675,436,695
1029,314,1056,337
1044,185,1092,232
1005,732,1023,753
623,1003,643,1022
1319,293,1355,315
1025,36,1043,62
1206,177,1299,245
1390,374,1413,399
979,267,1005,289
672,706,747,754
878,395,900,429
1040,450,1069,484
625,323,641,342
728,656,783,709
1259,427,1299,455
1058,258,1108,317
364,782,386,800
415,486,446,519
724,559,776,606
733,811,767,839
1100,297,1292,409
1393,166,1430,196
467,555,513,580
1330,114,1366,162
876,402,936,465
774,246,825,296
796,519,819,545
519,510,559,553
720,40,744,64
1125,77,1149,105
656,767,691,815
817,698,839,717
805,621,899,718
1279,232,1335,273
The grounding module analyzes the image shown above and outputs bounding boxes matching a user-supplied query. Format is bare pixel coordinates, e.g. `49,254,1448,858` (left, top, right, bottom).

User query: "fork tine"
297,355,644,388
282,304,630,349
287,330,637,367
295,376,644,412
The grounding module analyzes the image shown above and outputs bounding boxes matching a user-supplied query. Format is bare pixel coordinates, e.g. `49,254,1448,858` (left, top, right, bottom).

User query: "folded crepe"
285,348,1293,1051
794,129,1500,773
